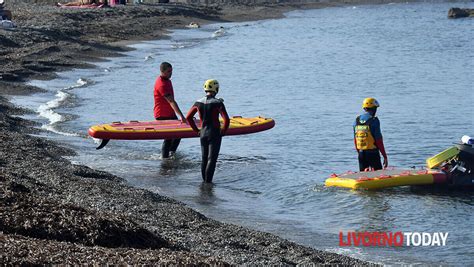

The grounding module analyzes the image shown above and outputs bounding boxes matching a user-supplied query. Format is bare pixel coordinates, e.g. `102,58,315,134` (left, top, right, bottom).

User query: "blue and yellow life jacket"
355,116,377,150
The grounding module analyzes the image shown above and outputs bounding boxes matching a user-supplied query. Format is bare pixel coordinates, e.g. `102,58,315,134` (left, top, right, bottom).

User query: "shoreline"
0,1,391,264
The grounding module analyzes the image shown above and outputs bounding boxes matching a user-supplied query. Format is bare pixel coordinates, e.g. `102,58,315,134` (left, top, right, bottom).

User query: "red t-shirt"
153,76,175,118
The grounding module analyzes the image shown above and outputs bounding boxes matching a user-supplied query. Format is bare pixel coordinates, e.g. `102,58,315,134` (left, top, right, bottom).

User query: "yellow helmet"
203,79,219,93
362,98,380,109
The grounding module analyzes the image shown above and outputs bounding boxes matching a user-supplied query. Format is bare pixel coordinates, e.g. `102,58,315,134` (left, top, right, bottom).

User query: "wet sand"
0,1,372,264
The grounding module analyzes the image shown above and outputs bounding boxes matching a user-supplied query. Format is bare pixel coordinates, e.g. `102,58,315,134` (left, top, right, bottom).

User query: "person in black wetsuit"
186,79,230,183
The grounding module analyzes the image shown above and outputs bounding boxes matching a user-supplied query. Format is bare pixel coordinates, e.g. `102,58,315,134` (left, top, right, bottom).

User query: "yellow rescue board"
325,169,446,190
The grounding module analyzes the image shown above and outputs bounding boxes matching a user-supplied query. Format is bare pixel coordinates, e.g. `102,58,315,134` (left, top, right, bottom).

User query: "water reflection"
197,182,217,205
356,192,393,232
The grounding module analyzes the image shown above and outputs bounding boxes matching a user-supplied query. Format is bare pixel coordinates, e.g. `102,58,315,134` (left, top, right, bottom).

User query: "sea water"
12,2,474,265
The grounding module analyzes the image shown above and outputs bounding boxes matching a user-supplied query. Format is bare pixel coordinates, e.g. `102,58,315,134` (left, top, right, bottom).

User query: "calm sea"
12,2,474,265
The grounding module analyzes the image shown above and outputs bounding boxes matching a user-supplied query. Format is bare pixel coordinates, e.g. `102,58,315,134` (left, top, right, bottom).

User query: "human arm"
219,103,230,136
371,118,388,168
164,94,186,123
375,139,388,168
185,105,200,133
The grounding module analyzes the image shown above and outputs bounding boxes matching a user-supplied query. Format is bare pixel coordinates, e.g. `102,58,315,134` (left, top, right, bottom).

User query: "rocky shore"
1,1,370,264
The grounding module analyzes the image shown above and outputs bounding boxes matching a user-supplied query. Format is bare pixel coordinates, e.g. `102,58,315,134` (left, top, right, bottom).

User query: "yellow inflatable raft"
426,146,459,169
325,169,447,190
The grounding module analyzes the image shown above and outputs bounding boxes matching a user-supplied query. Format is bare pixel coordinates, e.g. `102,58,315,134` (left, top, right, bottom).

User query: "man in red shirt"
154,62,186,159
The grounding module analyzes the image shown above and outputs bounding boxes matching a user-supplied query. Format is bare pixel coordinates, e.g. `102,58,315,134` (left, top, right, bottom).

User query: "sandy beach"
0,1,374,264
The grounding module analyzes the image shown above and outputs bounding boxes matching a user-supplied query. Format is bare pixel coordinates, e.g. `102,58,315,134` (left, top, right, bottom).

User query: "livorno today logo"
339,232,449,247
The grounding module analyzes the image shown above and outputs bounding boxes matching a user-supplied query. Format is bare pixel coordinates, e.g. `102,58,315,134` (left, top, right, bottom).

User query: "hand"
383,156,388,169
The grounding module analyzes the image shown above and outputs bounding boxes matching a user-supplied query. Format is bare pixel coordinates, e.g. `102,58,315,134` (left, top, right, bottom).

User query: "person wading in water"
354,97,388,171
186,79,229,183
154,62,186,159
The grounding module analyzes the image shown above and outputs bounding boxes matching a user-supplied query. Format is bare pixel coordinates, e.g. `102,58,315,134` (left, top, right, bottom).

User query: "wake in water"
37,78,93,136
171,39,201,49
144,54,155,62
218,154,267,163
212,27,226,38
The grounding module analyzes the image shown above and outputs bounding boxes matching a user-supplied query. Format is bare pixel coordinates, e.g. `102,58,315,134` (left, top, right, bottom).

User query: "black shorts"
358,150,382,171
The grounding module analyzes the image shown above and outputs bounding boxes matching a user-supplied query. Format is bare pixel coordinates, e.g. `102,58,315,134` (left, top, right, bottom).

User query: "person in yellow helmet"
353,98,388,171
186,79,230,183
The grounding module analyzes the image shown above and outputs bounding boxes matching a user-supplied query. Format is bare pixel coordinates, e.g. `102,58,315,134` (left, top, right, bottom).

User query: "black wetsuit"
186,95,230,183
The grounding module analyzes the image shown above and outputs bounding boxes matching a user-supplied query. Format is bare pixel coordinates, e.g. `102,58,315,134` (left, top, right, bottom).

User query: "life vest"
355,116,377,150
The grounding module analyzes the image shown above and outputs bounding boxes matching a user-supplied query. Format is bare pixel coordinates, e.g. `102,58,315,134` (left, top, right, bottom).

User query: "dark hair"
160,62,172,72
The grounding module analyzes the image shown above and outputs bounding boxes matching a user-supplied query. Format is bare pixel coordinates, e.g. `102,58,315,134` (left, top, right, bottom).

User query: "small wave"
167,37,202,50
312,184,331,192
212,28,226,38
219,154,267,163
171,42,199,49
325,247,366,259
171,43,186,49
144,54,155,62
144,153,163,161
92,137,104,145
37,91,70,125
41,124,79,137
224,186,262,195
65,78,94,90
37,78,93,136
